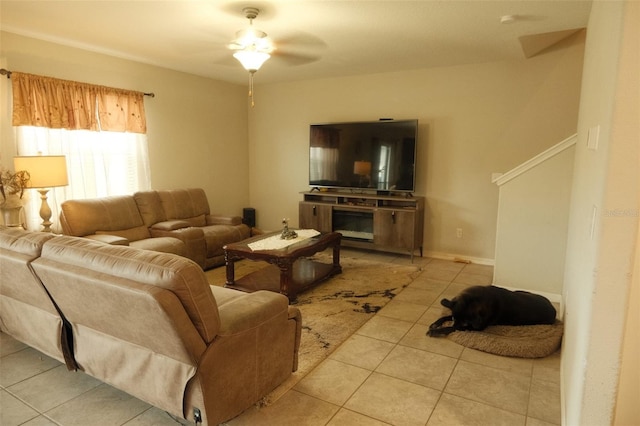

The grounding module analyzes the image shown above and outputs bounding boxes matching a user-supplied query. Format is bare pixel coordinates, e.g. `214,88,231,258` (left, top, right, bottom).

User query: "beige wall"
0,30,585,262
615,222,640,425
562,1,639,425
0,31,250,217
248,33,585,261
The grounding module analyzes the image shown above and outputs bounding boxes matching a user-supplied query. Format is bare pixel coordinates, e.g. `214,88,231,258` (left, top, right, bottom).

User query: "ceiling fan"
226,6,323,106
228,7,274,107
228,7,274,73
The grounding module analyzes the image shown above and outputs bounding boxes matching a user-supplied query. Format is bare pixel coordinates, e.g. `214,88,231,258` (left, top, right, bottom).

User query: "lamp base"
38,188,53,232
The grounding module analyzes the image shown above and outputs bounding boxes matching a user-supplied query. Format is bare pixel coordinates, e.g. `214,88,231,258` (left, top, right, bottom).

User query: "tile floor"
1,249,561,426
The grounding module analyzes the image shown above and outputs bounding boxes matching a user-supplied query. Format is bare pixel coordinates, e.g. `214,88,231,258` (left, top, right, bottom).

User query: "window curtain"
310,127,340,182
9,72,150,232
310,126,340,149
11,72,147,133
309,147,339,182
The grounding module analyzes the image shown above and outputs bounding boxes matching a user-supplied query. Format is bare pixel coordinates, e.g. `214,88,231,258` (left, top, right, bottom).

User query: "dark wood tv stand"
299,191,424,259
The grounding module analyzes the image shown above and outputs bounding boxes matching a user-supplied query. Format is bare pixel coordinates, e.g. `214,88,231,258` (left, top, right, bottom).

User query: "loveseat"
0,226,301,425
59,188,251,269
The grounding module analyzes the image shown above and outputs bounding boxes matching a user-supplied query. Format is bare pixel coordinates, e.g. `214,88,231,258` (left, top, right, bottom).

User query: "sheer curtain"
309,126,340,183
16,127,151,231
309,147,339,182
10,72,150,232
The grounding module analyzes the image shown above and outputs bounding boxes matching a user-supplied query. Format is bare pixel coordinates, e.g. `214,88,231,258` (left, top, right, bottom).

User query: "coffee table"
224,231,342,301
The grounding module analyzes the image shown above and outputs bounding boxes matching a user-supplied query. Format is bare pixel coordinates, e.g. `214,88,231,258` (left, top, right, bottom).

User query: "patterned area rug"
205,253,422,404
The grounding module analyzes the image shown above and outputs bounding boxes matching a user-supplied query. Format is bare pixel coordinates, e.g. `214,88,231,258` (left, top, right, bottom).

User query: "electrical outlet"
456,228,463,238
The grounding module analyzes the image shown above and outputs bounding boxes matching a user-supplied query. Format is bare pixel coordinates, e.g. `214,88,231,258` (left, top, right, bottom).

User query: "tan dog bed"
443,319,564,358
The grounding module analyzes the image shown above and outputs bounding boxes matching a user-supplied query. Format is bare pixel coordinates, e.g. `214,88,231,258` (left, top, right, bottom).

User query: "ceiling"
0,1,592,86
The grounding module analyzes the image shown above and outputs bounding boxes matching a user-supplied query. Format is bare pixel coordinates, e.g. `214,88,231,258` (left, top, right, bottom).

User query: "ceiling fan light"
235,28,267,46
233,50,271,72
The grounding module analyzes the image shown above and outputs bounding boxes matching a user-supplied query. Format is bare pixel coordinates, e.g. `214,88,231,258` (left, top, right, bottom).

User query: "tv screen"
309,119,417,192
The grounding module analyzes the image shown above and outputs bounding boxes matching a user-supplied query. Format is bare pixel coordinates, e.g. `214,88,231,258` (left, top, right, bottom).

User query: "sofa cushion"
40,236,221,343
131,236,186,256
61,196,146,237
96,225,151,242
157,189,210,222
86,234,130,246
134,190,167,227
182,214,207,228
0,226,56,257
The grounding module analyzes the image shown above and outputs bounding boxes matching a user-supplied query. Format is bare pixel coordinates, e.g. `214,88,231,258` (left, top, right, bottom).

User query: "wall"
614,221,640,425
0,31,250,217
493,142,575,298
248,33,585,262
562,1,639,425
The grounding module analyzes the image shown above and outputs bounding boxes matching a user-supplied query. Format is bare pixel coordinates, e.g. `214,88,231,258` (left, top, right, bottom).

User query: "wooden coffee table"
224,231,342,301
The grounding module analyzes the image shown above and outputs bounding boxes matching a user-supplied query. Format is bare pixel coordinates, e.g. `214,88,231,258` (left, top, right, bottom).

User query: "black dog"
427,285,556,337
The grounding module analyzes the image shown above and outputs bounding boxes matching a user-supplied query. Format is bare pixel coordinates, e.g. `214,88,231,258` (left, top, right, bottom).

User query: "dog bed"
442,319,564,358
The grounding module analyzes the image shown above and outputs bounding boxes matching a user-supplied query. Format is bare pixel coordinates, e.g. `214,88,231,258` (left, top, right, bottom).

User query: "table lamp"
13,155,68,232
353,161,372,186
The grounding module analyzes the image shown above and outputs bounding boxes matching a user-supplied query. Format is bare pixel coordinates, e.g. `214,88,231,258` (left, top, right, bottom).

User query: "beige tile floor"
0,249,561,426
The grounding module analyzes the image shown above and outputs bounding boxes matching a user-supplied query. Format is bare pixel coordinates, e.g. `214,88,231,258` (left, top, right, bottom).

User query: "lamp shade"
353,161,372,176
14,155,68,188
233,50,271,72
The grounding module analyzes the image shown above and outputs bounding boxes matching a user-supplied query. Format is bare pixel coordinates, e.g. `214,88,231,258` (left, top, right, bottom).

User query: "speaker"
242,208,256,228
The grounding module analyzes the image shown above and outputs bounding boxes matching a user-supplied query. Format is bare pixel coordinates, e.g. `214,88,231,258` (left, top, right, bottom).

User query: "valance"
11,72,147,133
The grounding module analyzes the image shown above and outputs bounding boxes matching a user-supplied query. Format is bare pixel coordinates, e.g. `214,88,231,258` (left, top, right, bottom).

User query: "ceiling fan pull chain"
249,71,255,107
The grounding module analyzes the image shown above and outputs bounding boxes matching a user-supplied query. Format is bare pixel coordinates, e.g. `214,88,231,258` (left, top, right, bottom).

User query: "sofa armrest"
85,234,129,246
192,289,300,424
149,226,206,268
151,220,191,231
206,215,242,226
216,291,290,336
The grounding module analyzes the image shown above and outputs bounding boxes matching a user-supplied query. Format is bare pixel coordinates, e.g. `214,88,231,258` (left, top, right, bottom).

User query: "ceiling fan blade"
274,31,327,51
265,30,325,66
271,50,320,66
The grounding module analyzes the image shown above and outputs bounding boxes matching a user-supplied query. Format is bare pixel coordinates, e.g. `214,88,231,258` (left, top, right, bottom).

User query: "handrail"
493,133,577,186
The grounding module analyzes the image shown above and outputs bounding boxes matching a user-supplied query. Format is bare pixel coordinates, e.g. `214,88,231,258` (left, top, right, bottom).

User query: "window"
16,127,151,231
9,72,151,232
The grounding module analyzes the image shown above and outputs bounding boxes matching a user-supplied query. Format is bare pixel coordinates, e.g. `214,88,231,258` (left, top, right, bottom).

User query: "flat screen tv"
309,119,417,193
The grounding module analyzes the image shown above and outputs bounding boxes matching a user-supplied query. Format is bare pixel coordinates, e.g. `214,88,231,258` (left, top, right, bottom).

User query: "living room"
0,1,638,425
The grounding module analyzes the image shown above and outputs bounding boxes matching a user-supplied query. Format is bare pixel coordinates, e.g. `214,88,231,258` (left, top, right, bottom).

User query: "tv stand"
376,190,413,198
299,191,424,259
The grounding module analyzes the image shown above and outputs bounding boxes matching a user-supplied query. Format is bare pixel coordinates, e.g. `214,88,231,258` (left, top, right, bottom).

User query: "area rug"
433,315,564,358
205,253,421,404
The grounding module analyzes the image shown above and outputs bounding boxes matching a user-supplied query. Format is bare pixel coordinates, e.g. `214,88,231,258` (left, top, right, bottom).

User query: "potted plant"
1,168,31,228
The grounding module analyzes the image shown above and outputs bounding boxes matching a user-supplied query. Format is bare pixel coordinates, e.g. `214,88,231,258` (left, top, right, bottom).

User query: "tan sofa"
0,226,301,425
134,188,251,269
59,194,187,255
60,188,251,269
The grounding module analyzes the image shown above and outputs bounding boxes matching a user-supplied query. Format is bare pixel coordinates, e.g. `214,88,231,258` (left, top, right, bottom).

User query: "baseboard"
424,250,495,266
